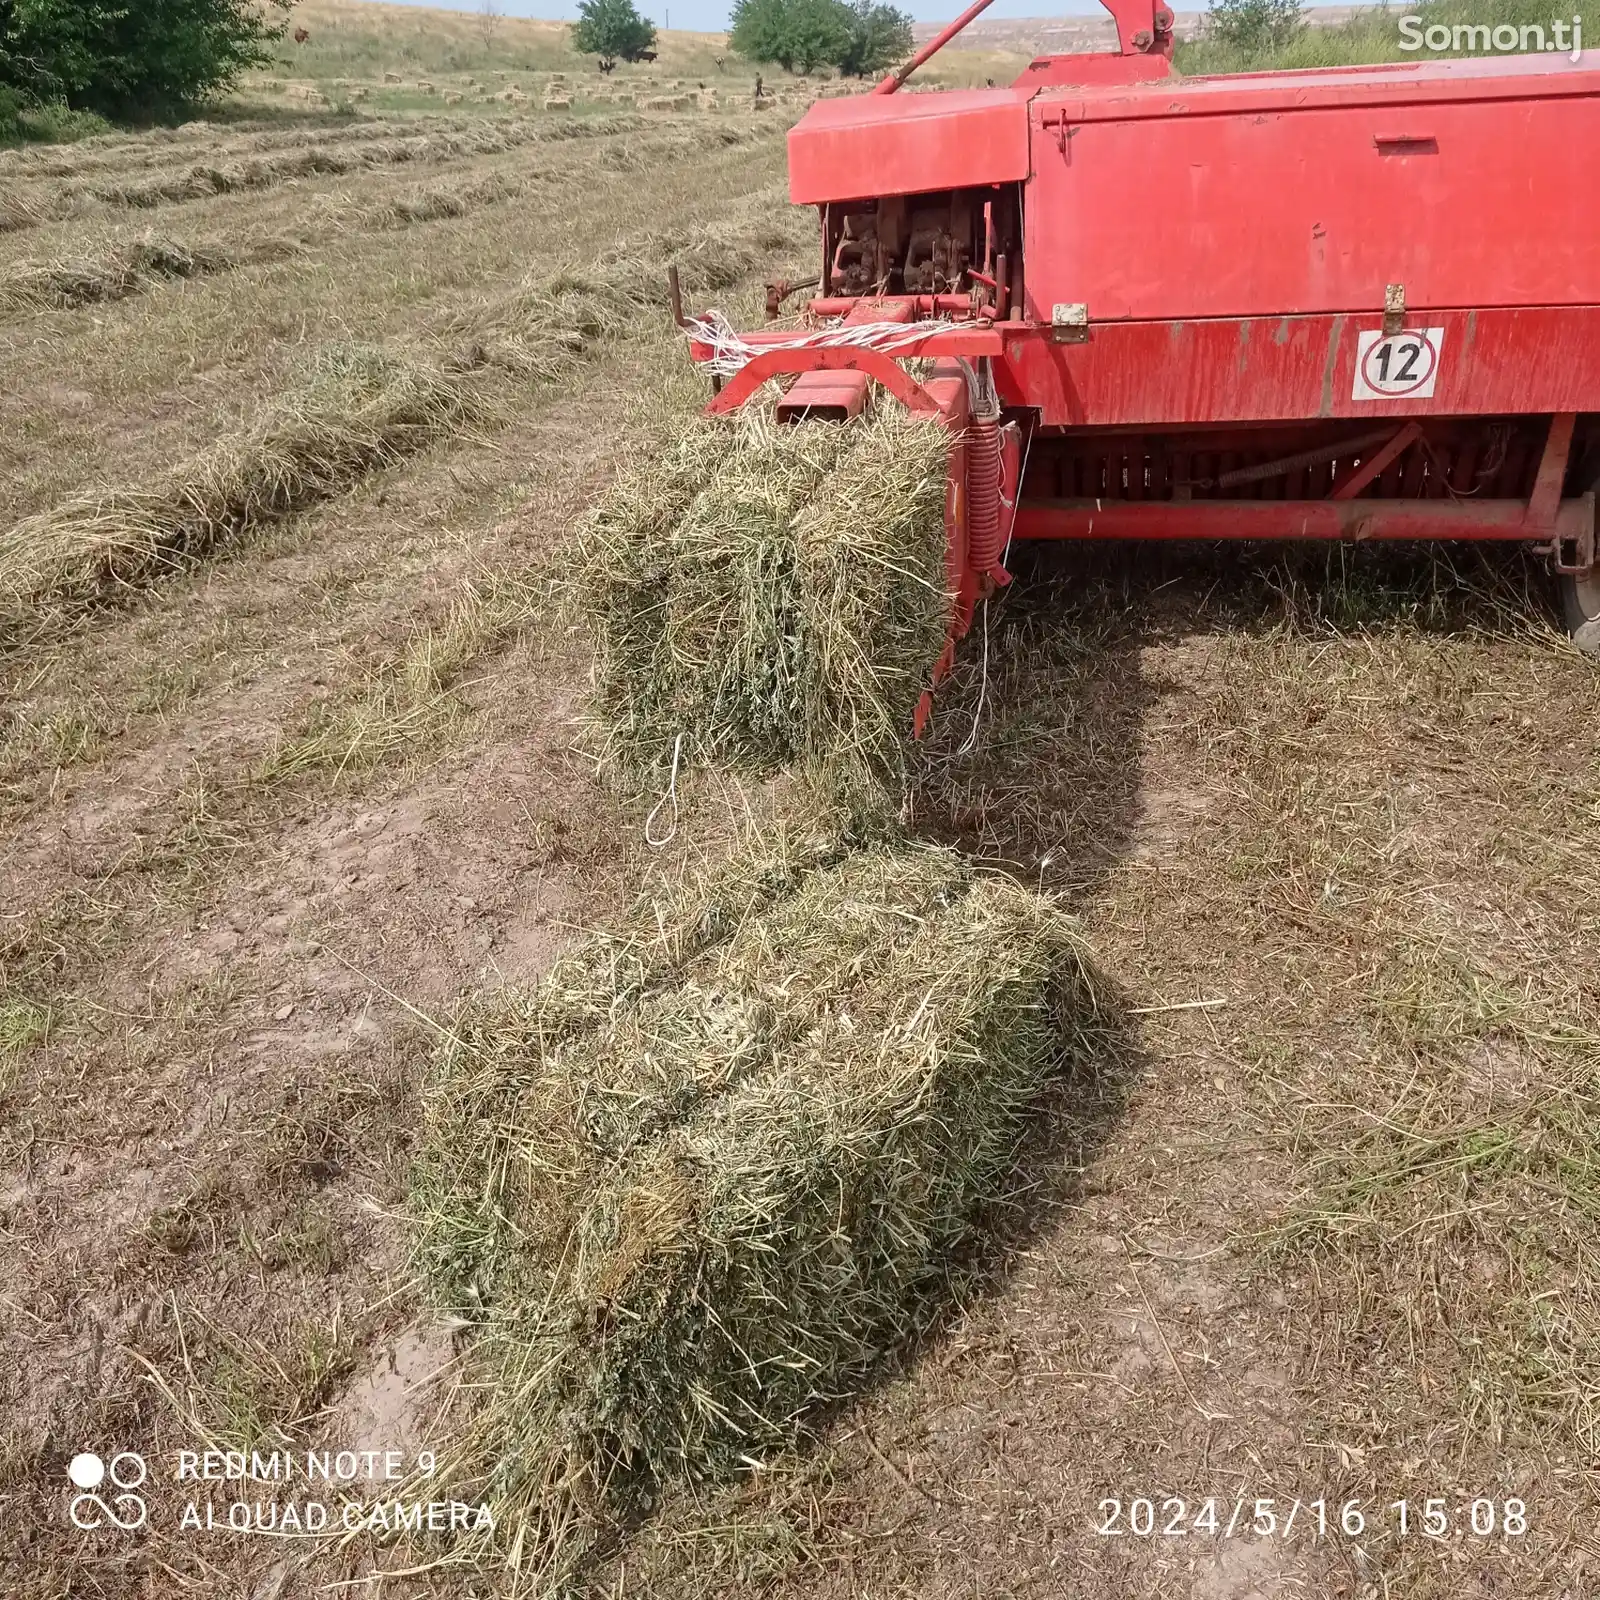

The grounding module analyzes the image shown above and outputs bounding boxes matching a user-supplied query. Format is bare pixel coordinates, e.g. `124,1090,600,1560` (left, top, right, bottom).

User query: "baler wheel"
1557,570,1600,656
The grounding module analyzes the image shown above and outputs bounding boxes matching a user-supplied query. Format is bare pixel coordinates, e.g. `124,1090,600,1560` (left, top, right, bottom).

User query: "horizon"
349,0,1117,35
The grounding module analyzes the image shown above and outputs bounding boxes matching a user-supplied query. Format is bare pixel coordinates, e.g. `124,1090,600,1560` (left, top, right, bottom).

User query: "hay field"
2,5,1597,1600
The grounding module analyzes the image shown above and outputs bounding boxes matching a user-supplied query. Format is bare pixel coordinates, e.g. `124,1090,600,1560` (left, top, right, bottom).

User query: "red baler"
682,1,1600,712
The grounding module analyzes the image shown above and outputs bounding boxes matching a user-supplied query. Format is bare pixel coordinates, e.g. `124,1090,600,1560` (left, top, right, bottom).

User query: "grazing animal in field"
294,27,310,43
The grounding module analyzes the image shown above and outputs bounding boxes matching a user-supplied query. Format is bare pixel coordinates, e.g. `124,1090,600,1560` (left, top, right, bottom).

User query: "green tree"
571,0,657,67
0,0,294,116
731,0,852,74
835,0,911,77
1204,0,1304,52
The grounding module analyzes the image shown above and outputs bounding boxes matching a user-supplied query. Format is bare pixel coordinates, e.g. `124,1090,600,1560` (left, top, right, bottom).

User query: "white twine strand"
645,732,685,849
684,311,955,380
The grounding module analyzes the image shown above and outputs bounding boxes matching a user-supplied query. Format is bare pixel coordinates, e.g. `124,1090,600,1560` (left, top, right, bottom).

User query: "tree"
835,0,911,77
571,0,656,69
731,0,906,77
730,0,850,74
477,0,502,50
0,0,294,116
1204,0,1303,52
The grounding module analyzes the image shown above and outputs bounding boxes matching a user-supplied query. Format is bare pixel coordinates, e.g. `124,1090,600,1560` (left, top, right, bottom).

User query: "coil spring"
968,412,1004,577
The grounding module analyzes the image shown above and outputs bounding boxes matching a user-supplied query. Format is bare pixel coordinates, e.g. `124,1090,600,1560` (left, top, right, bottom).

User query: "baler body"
685,30,1600,705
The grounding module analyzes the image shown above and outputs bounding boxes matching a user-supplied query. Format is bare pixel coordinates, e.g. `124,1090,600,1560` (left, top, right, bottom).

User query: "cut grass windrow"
0,125,770,319
2,199,807,655
0,114,648,236
0,346,481,646
0,232,304,313
0,116,472,181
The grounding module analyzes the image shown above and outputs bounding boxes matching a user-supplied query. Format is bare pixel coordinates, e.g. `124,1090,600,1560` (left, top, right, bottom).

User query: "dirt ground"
3,76,1598,1600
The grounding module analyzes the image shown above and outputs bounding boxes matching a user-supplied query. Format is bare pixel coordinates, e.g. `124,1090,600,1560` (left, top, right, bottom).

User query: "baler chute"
677,3,1600,727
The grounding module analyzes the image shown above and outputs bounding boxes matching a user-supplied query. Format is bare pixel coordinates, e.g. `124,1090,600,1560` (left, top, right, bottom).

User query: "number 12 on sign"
1353,327,1446,401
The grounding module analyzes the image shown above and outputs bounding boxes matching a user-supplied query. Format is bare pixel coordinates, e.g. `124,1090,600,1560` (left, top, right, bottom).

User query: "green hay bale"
579,405,951,789
414,832,1102,1575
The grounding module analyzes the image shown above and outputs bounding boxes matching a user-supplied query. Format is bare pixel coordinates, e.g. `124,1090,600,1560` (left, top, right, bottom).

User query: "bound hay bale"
444,91,464,105
384,70,403,83
578,404,951,790
415,831,1102,1572
0,345,477,636
543,96,572,111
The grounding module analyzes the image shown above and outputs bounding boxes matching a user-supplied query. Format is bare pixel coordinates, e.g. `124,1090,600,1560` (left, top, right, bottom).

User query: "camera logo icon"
68,1451,148,1531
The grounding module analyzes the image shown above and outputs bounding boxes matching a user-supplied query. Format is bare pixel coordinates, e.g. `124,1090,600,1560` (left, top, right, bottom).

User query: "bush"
0,0,294,119
0,84,113,146
1203,0,1305,52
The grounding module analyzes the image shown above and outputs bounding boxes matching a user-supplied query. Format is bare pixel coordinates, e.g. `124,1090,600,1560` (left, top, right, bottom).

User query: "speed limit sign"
1353,327,1445,401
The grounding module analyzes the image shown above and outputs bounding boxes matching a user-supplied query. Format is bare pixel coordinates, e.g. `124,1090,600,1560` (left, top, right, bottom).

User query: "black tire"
1558,568,1600,655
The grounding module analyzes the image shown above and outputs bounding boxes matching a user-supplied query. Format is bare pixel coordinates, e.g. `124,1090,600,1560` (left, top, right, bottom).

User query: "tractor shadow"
876,533,1559,1373
911,535,1557,901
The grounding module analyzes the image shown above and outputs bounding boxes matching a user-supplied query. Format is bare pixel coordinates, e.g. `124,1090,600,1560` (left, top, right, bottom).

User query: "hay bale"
543,96,572,111
444,91,464,105
384,70,403,83
578,405,950,788
415,831,1101,1568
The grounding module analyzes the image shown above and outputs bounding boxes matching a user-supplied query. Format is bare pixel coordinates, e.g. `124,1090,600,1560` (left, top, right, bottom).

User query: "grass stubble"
5,56,1599,1598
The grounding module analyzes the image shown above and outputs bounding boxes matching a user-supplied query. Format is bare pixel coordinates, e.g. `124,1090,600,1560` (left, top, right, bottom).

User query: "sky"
367,0,1108,36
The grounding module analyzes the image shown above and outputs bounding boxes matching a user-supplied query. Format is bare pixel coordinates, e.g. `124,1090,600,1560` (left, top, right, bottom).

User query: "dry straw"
0,115,652,235
0,344,477,638
453,208,807,378
1,205,805,643
414,826,1103,1581
0,232,300,312
577,404,951,788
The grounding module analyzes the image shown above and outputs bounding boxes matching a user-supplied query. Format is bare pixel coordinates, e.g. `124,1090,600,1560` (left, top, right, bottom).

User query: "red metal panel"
1025,59,1600,321
788,90,1032,206
1053,50,1600,121
775,297,909,422
1012,496,1595,541
993,309,1600,427
1014,52,1172,89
